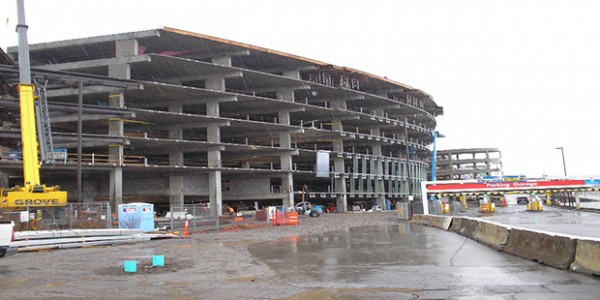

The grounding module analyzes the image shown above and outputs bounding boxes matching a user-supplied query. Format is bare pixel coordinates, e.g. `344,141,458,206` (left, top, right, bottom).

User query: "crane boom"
0,0,67,209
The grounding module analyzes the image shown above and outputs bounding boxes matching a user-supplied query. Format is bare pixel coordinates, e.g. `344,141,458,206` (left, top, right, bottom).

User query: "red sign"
427,180,586,192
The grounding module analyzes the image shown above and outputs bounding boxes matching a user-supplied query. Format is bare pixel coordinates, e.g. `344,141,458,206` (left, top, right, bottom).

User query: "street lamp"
431,131,445,181
555,147,567,176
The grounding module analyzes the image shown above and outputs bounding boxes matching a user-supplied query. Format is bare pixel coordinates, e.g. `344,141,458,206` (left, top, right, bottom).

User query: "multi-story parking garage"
434,148,502,180
0,27,443,214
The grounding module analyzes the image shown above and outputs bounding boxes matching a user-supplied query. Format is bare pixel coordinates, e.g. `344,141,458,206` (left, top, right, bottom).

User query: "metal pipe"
16,0,31,84
77,80,83,203
404,116,413,219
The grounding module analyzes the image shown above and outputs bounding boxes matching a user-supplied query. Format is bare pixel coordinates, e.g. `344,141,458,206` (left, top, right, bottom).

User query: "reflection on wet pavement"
250,223,600,299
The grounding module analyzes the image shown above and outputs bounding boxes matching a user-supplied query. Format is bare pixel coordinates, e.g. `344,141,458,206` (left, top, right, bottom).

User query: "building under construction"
0,27,443,215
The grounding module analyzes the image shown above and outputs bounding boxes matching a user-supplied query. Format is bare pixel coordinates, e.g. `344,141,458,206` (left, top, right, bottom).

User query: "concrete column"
330,100,348,212
169,176,184,208
168,104,185,208
277,88,294,207
0,171,9,188
334,142,347,212
370,125,386,209
82,179,97,203
107,39,137,210
206,56,227,216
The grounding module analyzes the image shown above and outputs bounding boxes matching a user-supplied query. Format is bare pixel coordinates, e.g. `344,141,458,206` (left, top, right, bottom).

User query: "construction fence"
0,203,285,232
158,204,272,233
0,202,112,231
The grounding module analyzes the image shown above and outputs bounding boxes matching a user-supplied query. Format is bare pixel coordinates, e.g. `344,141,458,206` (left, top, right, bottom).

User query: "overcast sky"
2,0,599,178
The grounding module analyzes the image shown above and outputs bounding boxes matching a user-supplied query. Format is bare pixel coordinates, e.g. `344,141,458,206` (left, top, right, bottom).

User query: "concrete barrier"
416,215,599,277
570,239,600,276
411,214,427,225
411,214,432,226
504,229,576,270
429,215,452,231
449,217,479,238
473,221,510,251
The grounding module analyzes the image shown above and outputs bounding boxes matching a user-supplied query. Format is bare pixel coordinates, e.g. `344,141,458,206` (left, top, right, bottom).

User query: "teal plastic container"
123,260,137,273
152,255,165,267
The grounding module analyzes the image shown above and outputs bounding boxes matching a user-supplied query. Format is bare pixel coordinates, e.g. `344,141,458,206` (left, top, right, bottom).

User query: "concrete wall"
183,176,209,194
225,178,271,197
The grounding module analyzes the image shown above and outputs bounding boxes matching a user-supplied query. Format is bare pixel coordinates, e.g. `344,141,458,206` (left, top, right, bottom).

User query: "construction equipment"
0,0,67,210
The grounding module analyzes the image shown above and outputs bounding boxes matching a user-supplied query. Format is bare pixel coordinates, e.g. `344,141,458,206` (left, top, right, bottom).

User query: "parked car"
0,221,17,259
516,196,530,205
295,202,322,217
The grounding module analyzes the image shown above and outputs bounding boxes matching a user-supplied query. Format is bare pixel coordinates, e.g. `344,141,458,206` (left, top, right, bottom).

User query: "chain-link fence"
0,202,280,232
0,202,112,231
156,204,271,232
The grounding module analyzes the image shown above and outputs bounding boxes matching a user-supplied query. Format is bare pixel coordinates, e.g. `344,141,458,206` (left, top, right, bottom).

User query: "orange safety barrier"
500,198,507,207
480,203,489,213
234,216,244,222
286,211,299,225
274,211,287,225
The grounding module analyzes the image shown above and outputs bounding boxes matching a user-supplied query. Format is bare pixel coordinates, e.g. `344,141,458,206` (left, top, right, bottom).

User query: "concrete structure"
434,148,502,180
0,27,443,214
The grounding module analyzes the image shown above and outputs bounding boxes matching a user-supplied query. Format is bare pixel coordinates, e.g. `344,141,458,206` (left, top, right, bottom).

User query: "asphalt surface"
447,202,600,240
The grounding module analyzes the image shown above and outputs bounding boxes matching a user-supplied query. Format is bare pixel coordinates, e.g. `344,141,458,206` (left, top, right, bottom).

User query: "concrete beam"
244,84,311,95
255,65,317,74
233,105,304,116
8,29,161,53
190,49,250,61
224,149,299,160
332,95,365,102
51,114,130,123
168,71,243,85
35,55,152,71
165,120,230,131
225,127,303,139
46,85,123,97
177,95,237,106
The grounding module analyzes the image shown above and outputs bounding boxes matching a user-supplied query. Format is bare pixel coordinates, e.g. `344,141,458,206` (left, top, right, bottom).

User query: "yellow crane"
0,0,67,210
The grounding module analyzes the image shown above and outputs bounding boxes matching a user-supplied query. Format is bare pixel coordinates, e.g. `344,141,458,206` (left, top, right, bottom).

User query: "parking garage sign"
426,178,587,192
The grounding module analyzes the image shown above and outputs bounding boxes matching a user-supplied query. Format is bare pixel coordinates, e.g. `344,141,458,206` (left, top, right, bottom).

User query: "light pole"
431,131,445,181
555,146,570,207
555,147,567,176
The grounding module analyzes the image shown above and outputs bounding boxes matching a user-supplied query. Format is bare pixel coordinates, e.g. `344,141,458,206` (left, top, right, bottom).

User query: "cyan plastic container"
123,260,137,273
152,255,165,267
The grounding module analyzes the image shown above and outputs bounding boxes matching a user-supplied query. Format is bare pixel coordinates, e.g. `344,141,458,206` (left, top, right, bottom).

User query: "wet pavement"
250,223,600,299
1,210,599,299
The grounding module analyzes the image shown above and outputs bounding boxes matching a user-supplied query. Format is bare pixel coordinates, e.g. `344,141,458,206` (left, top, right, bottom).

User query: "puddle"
249,224,454,283
249,223,592,290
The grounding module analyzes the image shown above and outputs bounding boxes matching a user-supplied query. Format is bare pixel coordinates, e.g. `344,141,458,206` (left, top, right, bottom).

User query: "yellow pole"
18,84,41,190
